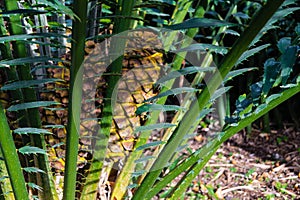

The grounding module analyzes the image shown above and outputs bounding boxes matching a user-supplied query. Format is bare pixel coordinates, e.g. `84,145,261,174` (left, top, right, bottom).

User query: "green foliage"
245,168,256,178
0,0,299,199
223,68,257,83
7,101,61,112
0,9,48,16
176,43,228,55
145,87,199,102
135,104,183,115
0,103,29,199
280,45,298,85
23,167,45,174
33,0,77,19
155,66,215,87
0,33,68,43
236,44,270,66
13,128,52,135
18,146,47,155
209,87,232,103
63,0,88,199
1,79,64,90
27,182,43,192
226,23,299,126
134,123,176,133
132,1,299,199
0,56,63,67
165,18,237,30
135,141,166,151
262,58,281,97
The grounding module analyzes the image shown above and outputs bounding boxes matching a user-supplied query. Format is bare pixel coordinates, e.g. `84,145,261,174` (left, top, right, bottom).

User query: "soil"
186,124,300,199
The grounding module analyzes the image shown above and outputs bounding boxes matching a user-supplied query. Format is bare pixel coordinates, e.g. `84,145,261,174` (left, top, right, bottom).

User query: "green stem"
161,6,237,165
63,0,88,199
111,2,207,199
0,104,29,200
141,0,209,178
132,1,285,198
0,149,14,200
4,1,58,199
0,7,38,195
163,0,193,49
80,0,136,199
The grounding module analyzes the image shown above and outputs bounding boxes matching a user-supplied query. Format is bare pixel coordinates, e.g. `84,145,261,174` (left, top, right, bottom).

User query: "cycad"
0,0,299,200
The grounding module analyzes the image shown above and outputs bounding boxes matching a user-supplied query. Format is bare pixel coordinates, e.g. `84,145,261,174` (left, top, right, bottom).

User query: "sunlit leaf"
127,184,139,189
155,0,175,5
8,101,61,112
141,8,169,16
280,83,298,88
223,29,240,36
134,123,176,133
165,18,237,30
145,87,199,102
19,146,47,155
0,33,68,43
0,34,41,43
155,67,215,86
168,155,184,171
27,182,43,191
236,44,270,66
52,142,64,149
175,43,228,55
135,141,166,151
44,107,65,111
209,87,232,102
31,65,65,73
101,7,113,14
183,133,197,140
232,12,250,19
135,0,175,7
136,104,183,115
197,108,214,120
224,67,257,83
175,144,188,152
282,0,299,6
1,79,64,90
43,125,65,129
252,7,300,46
0,56,64,67
14,128,52,135
131,170,147,178
35,0,77,19
255,104,267,114
266,94,282,104
134,156,156,163
23,167,45,174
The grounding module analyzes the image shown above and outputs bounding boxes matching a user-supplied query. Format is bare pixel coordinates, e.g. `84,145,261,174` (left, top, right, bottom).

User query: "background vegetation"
0,0,299,199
